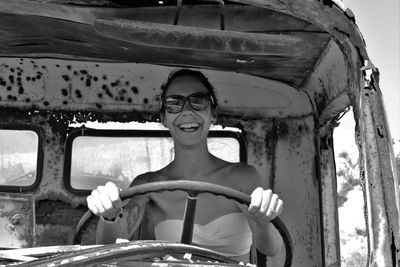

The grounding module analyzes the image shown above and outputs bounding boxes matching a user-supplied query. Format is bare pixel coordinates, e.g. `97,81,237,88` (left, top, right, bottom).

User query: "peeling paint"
0,193,35,248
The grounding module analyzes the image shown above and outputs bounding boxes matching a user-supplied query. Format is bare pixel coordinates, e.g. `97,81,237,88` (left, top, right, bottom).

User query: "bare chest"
149,190,240,224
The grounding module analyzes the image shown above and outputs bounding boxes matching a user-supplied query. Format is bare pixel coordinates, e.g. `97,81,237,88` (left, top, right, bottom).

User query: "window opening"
0,129,39,189
65,124,244,194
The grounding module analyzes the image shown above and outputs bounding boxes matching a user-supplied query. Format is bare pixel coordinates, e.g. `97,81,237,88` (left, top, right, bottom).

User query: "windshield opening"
65,122,244,193
0,128,40,191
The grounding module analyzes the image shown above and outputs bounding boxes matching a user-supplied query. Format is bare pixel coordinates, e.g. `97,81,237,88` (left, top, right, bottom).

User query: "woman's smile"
177,122,201,132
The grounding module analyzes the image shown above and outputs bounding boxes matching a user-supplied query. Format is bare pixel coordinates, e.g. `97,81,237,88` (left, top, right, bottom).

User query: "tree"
337,151,360,208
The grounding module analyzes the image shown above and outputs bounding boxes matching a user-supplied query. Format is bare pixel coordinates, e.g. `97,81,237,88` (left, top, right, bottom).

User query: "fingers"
247,188,283,224
249,187,264,214
87,182,122,217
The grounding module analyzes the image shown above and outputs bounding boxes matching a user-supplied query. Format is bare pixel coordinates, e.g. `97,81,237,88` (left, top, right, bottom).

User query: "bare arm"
87,180,150,244
95,195,148,244
234,164,284,256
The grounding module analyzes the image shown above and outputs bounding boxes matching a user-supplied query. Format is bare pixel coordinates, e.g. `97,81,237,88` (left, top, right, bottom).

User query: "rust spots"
0,77,7,86
61,89,68,96
110,79,120,87
101,85,113,98
62,75,70,82
36,72,43,80
131,86,139,94
74,90,82,98
275,120,289,138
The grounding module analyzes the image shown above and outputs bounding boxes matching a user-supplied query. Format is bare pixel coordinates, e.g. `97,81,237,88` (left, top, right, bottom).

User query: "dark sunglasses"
162,92,212,114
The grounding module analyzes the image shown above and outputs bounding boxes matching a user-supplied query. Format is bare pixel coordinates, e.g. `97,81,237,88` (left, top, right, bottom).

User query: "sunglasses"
162,92,212,114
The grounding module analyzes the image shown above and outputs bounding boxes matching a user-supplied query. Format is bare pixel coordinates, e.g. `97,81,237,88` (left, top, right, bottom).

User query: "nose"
181,99,194,113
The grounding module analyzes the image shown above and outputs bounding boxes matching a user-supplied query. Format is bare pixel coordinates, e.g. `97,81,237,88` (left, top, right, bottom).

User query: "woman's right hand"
87,182,127,220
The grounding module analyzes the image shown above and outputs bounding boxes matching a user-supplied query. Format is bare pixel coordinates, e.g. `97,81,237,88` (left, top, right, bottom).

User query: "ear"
211,108,218,124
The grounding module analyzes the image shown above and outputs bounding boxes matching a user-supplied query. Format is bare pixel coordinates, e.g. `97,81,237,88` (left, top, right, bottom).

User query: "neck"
170,141,215,179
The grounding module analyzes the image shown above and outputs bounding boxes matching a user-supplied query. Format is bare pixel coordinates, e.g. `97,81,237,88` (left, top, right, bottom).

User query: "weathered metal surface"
231,0,367,60
0,193,35,248
7,241,244,266
35,200,96,246
0,58,312,118
358,70,399,266
319,134,340,267
300,39,350,125
0,1,331,87
93,19,305,55
246,116,321,267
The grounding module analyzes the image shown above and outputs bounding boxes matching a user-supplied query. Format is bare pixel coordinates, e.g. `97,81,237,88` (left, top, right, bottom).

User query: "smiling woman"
87,69,285,263
0,0,399,266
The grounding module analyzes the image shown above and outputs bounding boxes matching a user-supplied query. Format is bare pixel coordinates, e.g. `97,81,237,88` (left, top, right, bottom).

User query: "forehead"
165,75,209,96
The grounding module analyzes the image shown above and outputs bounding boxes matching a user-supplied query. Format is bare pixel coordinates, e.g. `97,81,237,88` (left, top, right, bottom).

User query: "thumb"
236,203,250,216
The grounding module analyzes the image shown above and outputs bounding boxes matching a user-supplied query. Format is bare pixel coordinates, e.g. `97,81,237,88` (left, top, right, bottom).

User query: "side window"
0,128,40,190
64,130,244,193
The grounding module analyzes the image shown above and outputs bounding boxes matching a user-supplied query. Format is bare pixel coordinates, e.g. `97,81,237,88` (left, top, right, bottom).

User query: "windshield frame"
63,128,247,195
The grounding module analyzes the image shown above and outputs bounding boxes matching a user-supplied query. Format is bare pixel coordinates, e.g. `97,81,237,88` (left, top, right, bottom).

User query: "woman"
87,69,284,262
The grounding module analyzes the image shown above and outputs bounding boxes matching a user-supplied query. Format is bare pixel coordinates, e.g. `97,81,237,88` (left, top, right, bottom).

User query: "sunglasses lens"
189,94,210,111
163,93,211,113
164,98,184,113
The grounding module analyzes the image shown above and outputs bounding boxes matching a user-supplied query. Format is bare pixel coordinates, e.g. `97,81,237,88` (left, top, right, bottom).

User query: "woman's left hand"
242,187,283,225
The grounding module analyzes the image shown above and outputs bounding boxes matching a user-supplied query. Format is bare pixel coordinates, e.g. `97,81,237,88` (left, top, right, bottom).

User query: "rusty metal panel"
0,193,35,248
358,70,399,266
0,58,312,119
0,3,331,88
244,116,321,267
274,116,322,267
320,135,341,267
300,39,350,125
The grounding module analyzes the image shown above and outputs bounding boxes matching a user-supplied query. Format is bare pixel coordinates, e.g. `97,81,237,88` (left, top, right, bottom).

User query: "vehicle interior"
0,0,399,266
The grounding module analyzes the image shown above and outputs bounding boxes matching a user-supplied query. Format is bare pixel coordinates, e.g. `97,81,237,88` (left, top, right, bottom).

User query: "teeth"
179,123,200,129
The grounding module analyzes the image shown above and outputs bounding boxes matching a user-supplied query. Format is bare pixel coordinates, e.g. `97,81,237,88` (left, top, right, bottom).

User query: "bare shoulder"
225,162,262,195
130,171,166,187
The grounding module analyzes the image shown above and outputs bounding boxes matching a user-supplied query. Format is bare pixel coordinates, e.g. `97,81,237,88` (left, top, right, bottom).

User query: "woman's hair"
159,69,218,114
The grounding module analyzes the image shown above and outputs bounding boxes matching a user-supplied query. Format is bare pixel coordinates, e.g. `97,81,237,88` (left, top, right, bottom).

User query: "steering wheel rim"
75,180,293,267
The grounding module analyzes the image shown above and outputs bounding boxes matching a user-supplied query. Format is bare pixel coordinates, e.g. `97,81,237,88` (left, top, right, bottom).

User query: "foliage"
336,150,367,267
337,151,360,208
342,251,367,267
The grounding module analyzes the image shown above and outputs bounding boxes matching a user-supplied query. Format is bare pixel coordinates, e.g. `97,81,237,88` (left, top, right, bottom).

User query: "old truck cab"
0,0,398,266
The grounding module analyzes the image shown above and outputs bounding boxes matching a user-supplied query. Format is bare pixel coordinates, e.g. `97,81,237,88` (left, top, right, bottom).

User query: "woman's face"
161,74,215,147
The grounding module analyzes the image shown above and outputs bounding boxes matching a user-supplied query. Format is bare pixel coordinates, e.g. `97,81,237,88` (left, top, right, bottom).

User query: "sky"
335,0,400,155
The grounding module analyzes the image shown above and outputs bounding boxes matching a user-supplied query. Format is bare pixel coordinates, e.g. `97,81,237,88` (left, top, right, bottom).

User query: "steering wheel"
74,180,293,266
